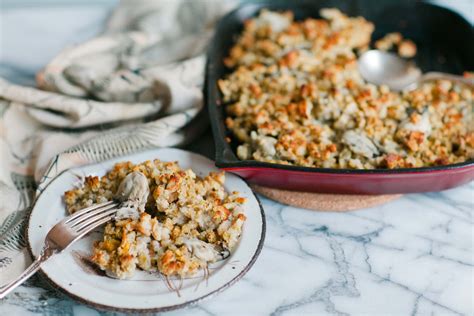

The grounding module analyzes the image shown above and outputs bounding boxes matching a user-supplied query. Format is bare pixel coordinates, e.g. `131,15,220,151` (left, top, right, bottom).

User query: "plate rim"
26,148,266,313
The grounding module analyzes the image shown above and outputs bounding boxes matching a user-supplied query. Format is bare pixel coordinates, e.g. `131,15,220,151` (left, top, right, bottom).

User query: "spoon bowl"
358,50,473,91
358,50,421,91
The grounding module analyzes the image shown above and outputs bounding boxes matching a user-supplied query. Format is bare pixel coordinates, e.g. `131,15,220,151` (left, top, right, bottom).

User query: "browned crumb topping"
64,160,246,278
218,9,473,169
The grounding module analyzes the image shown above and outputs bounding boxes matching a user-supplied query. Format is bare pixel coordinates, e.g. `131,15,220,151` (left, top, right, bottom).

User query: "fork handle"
0,256,43,299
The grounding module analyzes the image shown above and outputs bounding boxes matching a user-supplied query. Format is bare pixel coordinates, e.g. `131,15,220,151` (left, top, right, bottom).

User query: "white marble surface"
0,1,473,315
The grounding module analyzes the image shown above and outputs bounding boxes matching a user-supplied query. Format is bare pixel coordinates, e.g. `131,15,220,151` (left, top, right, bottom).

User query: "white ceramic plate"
27,148,265,312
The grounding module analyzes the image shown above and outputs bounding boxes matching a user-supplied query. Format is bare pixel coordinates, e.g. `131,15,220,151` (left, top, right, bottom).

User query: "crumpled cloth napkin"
0,0,235,285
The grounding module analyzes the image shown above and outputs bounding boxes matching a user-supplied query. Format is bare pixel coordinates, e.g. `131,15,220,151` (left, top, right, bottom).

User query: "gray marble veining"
0,1,473,315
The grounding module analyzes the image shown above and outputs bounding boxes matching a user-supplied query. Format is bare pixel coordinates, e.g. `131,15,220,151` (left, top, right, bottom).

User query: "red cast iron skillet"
206,0,474,194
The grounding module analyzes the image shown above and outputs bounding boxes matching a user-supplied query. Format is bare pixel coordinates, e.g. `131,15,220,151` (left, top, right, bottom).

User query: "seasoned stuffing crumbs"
375,32,417,58
64,160,246,279
219,9,474,169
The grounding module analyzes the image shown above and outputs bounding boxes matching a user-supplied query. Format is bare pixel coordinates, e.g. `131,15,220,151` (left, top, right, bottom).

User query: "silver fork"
0,200,119,299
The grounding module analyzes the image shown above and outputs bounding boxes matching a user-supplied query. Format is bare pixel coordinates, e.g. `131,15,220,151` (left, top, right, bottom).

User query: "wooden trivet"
251,185,402,212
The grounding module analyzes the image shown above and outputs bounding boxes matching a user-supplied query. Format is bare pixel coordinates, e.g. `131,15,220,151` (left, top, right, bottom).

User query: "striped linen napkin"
0,0,235,285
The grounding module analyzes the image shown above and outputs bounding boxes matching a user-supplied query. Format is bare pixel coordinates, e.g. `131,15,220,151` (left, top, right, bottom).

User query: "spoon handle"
420,72,474,87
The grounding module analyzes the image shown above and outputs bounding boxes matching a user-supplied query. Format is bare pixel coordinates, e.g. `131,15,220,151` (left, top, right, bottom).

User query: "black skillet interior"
206,0,474,173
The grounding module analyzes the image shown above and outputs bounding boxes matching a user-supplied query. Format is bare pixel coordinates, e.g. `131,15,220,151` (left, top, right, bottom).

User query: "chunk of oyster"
114,171,149,220
183,238,230,263
399,110,431,136
342,130,380,158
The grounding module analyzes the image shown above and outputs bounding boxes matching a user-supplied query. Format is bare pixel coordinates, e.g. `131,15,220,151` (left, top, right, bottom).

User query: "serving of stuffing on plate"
64,160,246,279
219,8,473,169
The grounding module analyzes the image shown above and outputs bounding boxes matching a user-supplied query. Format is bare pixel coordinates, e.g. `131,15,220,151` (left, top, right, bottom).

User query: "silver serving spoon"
358,50,473,91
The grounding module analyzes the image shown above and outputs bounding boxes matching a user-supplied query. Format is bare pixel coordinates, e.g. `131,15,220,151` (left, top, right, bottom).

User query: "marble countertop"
1,1,473,315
